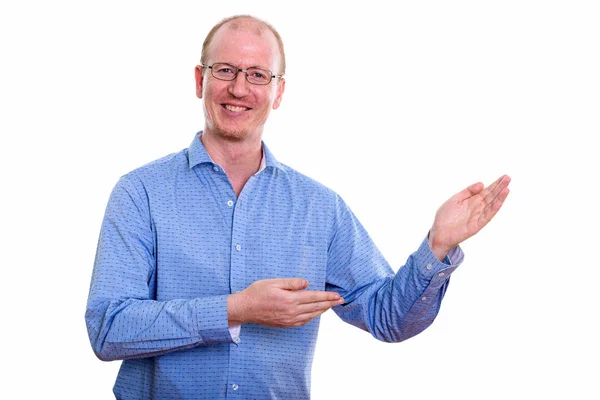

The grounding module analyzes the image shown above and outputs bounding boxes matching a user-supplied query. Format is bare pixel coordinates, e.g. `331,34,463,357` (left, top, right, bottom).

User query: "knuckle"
282,296,295,307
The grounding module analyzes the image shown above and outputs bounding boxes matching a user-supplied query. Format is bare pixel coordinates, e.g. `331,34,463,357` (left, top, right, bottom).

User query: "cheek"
259,90,277,110
204,86,225,113
204,83,217,102
204,79,227,100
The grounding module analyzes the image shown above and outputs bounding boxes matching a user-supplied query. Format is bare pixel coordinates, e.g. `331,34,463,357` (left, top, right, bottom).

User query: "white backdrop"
1,1,599,399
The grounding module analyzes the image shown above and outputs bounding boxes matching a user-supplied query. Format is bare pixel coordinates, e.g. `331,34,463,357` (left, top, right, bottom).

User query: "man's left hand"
428,175,511,261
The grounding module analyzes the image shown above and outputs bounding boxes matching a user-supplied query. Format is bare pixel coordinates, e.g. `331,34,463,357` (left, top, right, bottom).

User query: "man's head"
195,15,286,142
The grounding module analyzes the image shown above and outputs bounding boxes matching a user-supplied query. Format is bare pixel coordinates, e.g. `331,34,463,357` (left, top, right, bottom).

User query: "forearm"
331,237,461,343
369,238,460,342
86,294,232,361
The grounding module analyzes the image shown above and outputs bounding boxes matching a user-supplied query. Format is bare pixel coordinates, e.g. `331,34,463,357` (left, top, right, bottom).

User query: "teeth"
224,105,248,112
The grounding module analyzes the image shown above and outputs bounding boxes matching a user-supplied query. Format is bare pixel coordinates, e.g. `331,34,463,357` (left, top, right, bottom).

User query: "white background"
1,1,599,399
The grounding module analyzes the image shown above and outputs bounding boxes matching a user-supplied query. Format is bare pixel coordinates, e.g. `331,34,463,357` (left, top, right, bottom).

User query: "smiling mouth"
223,104,250,112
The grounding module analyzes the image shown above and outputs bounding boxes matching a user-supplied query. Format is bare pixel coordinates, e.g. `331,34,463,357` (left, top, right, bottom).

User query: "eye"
217,66,234,74
247,68,272,83
211,63,237,78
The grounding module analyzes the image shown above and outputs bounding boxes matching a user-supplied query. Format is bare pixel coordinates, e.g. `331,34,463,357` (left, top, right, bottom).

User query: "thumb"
454,182,483,202
276,278,309,291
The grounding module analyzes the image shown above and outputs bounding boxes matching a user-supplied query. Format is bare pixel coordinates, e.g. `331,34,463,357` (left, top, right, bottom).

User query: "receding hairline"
200,15,286,75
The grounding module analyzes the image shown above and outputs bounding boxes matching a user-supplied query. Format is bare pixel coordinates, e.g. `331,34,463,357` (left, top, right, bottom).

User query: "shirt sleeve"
325,194,463,343
85,175,234,362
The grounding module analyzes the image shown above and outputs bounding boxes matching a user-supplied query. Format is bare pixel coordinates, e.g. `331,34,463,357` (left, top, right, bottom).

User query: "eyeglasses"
202,62,283,85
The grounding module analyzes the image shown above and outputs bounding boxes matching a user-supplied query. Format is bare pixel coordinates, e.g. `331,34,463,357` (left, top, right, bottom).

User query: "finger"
292,308,336,327
483,184,509,213
294,290,341,304
482,175,511,205
486,186,510,213
480,187,510,224
453,182,484,202
482,175,510,212
274,278,309,291
296,298,345,315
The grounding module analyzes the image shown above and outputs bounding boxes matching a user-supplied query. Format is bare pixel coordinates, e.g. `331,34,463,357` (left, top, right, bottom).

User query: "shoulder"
119,149,186,184
111,149,188,200
276,162,339,200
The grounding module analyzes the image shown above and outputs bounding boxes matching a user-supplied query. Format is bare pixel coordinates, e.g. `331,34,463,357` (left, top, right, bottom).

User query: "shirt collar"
188,132,285,173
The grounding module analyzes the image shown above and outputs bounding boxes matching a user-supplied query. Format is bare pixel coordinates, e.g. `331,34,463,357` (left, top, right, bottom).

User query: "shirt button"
227,200,234,207
213,166,219,172
426,264,432,270
438,272,445,277
232,384,239,391
235,244,241,251
421,296,427,301
234,337,241,344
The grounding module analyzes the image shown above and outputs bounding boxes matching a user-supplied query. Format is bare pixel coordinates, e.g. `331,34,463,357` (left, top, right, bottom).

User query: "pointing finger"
292,302,344,327
296,298,345,315
295,290,341,305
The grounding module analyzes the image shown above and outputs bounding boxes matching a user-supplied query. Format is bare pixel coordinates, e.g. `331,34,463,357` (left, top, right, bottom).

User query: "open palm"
429,175,511,260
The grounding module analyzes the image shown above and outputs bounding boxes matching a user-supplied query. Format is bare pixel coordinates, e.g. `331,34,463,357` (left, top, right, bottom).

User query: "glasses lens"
246,67,272,85
211,63,237,81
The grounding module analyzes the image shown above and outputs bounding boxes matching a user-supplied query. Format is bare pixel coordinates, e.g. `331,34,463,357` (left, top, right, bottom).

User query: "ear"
272,78,286,110
194,65,204,99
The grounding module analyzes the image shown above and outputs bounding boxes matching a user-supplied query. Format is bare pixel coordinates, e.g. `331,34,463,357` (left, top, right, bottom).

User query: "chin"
212,121,263,142
213,126,251,142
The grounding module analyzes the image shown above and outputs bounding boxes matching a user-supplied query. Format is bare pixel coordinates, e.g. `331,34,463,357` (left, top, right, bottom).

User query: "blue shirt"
85,133,463,400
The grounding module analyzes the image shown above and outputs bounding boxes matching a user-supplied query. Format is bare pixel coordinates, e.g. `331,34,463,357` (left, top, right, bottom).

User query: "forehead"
207,19,280,70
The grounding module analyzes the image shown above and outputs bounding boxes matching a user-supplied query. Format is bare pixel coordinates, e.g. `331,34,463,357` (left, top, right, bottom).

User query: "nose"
228,71,250,98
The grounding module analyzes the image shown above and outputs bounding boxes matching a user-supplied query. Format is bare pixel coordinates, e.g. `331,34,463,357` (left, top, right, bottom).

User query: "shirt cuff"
414,236,464,279
229,324,241,344
444,245,464,266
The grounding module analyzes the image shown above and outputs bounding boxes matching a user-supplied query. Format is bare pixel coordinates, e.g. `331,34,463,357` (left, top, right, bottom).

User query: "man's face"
195,21,285,142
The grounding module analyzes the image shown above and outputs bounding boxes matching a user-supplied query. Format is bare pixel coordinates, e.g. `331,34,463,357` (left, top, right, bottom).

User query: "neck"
200,130,263,196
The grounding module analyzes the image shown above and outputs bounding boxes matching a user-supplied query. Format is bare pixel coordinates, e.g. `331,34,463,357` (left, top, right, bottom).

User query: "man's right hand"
227,278,344,328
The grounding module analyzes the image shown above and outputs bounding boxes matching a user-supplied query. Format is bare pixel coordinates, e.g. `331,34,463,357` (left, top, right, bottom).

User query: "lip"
222,103,252,113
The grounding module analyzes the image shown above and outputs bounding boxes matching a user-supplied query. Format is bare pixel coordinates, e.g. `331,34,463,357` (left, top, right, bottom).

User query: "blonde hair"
200,15,286,75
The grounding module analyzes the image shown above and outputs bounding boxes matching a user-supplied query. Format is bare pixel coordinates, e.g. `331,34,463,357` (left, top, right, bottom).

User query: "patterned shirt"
85,133,463,399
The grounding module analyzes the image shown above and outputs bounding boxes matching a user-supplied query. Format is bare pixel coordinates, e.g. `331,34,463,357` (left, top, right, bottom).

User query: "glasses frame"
201,62,284,85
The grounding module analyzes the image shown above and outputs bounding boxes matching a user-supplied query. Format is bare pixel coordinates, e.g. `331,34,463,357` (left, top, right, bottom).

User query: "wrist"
428,229,451,262
227,292,247,325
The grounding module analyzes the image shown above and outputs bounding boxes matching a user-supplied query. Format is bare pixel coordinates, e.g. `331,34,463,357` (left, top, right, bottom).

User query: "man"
86,15,510,400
